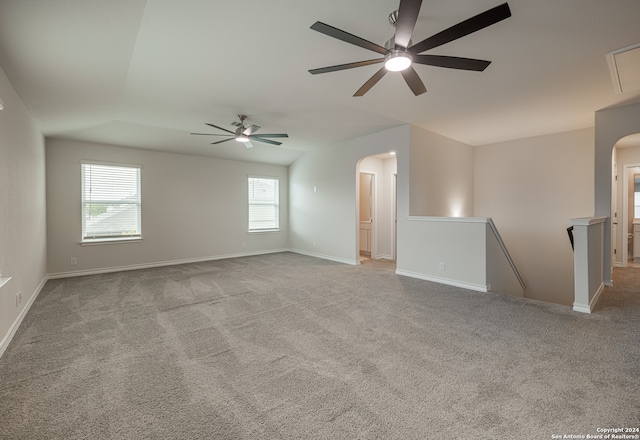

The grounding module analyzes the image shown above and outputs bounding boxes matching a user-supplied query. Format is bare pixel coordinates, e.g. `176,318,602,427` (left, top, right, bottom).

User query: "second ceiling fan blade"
394,0,422,49
206,123,236,134
212,138,235,145
401,67,427,95
249,136,283,146
413,54,491,71
409,2,511,55
190,133,231,136
310,22,388,55
253,133,289,138
354,67,388,96
309,59,383,75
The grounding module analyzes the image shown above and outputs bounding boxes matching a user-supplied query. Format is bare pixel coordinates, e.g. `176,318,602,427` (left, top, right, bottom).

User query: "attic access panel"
607,42,640,94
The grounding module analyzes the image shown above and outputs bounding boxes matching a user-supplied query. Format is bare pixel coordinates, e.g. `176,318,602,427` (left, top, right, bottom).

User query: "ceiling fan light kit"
308,0,511,96
385,50,412,72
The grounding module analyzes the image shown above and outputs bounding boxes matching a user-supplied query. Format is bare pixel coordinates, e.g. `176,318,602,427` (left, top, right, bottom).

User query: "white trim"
606,42,640,94
81,159,142,169
290,249,359,266
572,282,605,314
47,249,290,279
376,254,394,260
407,216,489,223
0,276,48,359
80,237,143,246
570,216,607,226
621,163,640,267
395,269,489,293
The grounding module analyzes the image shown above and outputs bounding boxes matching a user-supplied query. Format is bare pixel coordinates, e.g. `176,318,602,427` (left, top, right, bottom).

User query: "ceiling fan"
191,115,289,148
308,0,511,96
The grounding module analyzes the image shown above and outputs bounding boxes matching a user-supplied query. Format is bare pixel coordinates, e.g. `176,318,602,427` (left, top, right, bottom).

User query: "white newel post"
570,217,607,314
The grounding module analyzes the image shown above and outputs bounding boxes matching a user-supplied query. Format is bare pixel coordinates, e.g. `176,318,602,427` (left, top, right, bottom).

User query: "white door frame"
622,162,640,267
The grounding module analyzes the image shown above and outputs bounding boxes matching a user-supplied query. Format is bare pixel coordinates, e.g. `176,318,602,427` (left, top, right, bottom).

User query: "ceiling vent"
607,42,640,94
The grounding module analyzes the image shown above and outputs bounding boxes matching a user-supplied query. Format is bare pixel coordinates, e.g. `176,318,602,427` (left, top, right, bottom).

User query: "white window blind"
82,162,141,241
248,177,279,231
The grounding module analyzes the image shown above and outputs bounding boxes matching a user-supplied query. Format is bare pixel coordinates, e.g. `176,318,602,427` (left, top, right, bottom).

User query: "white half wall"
46,139,289,276
0,64,47,356
397,217,488,291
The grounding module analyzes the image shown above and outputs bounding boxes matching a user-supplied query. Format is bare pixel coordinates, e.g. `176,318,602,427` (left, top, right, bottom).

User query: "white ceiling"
1,0,640,165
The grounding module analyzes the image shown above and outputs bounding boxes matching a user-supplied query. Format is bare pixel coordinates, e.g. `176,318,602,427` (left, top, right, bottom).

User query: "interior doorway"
622,163,640,268
356,153,397,264
612,134,640,269
359,172,374,259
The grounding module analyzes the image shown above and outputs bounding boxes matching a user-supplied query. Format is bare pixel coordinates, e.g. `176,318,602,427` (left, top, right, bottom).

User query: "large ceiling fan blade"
190,132,231,136
252,133,288,138
401,67,427,95
211,138,235,145
310,21,388,55
309,58,384,75
250,136,282,146
205,123,235,134
394,0,422,49
245,141,254,149
413,54,491,71
353,67,388,96
409,2,511,55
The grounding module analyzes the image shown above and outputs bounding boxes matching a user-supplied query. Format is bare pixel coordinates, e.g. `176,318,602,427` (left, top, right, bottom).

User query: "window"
248,176,279,231
81,161,142,242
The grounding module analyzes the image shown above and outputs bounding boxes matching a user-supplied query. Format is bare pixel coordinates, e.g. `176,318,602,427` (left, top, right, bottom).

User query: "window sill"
80,237,143,246
248,229,280,234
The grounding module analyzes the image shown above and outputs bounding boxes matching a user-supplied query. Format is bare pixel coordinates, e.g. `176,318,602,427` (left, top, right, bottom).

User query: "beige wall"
474,128,594,305
409,125,475,217
289,126,410,264
46,138,289,275
0,65,47,353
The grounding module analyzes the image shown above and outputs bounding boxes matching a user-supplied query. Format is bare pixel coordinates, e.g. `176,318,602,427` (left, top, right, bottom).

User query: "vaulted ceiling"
1,0,639,165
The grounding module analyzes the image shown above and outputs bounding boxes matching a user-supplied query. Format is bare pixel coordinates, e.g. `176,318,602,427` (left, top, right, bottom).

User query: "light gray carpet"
0,252,638,439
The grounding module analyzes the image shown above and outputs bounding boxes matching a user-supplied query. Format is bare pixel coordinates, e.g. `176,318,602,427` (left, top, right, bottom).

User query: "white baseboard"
47,249,291,279
395,269,488,293
290,249,359,266
573,282,605,314
375,254,394,261
0,275,48,359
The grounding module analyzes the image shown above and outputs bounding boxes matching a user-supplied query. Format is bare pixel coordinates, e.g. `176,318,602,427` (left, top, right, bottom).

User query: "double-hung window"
81,161,142,242
248,176,279,232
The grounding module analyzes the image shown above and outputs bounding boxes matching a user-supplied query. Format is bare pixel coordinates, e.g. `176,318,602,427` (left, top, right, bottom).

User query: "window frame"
81,160,142,244
248,175,280,233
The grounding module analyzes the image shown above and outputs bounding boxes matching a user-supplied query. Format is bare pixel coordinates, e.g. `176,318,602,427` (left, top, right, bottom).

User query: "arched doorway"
356,153,397,263
595,101,640,285
612,133,640,268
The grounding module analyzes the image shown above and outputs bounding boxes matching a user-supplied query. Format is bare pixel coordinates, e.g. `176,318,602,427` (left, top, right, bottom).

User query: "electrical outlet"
70,257,77,265
439,262,445,271
242,242,247,248
313,242,317,248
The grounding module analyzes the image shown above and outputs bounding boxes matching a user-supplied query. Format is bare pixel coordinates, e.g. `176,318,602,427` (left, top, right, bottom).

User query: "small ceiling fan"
191,115,288,148
308,0,511,96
